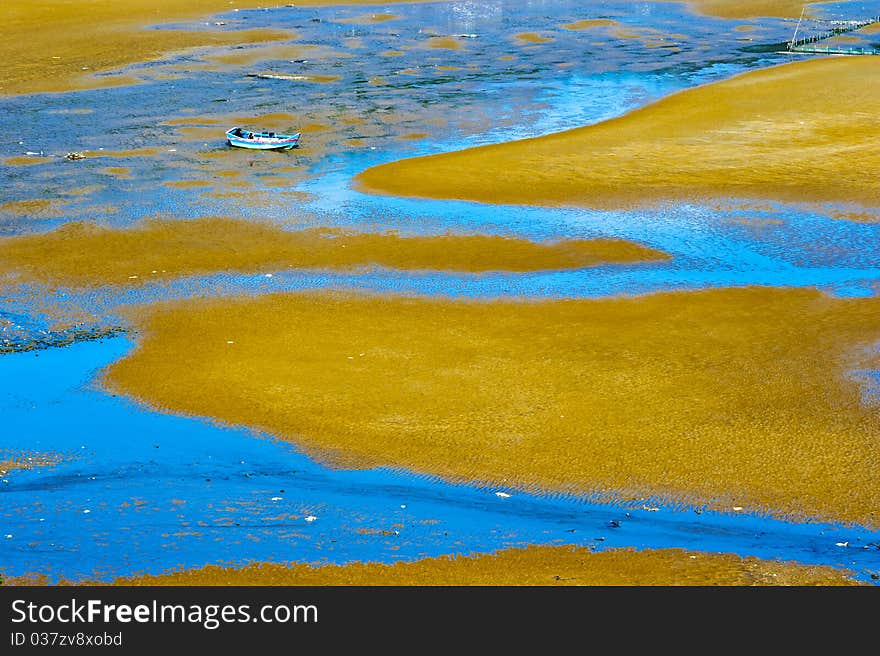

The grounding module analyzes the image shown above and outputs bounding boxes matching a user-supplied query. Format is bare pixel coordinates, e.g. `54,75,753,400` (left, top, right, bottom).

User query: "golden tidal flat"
666,0,842,19
356,57,880,212
105,546,860,586
0,0,431,95
0,217,666,286
2,1,842,95
105,287,880,526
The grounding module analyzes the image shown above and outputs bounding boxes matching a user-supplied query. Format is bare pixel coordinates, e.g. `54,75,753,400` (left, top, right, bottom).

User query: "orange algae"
335,13,400,25
0,198,66,218
0,0,294,95
425,36,463,50
0,451,65,476
665,0,850,19
0,216,666,286
105,546,861,586
104,287,880,527
81,148,163,159
163,180,211,189
3,0,452,94
562,19,618,31
3,156,54,167
101,167,132,178
514,32,554,44
356,57,880,211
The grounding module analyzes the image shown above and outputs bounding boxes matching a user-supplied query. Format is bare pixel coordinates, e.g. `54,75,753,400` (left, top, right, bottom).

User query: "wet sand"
0,217,667,286
1,0,293,94
105,287,880,527
0,452,62,476
357,57,880,212
0,0,434,95
666,0,847,19
100,546,860,586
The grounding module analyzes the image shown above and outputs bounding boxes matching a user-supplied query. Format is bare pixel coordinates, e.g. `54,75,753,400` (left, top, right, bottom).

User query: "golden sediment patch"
105,287,880,526
382,50,405,57
514,32,554,44
666,0,849,19
0,199,65,218
298,74,340,84
101,167,132,178
0,216,666,286
205,43,316,67
106,546,861,586
609,26,672,47
828,209,879,224
3,156,54,167
860,23,880,35
81,148,162,159
398,133,428,141
0,452,64,476
336,13,400,25
3,1,832,94
563,19,618,31
425,36,463,50
831,35,864,44
163,180,211,189
356,57,880,211
164,116,224,126
0,0,294,96
60,185,105,197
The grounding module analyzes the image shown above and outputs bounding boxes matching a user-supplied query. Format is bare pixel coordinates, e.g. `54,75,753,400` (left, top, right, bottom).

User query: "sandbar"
356,57,880,211
104,286,880,526
104,546,861,586
0,217,667,286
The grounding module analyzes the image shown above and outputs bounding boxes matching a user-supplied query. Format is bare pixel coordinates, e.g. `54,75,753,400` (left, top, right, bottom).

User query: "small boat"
226,127,301,150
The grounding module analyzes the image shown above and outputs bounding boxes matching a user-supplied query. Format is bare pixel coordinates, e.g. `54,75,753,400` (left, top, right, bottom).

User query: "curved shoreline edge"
103,286,880,528
355,57,880,214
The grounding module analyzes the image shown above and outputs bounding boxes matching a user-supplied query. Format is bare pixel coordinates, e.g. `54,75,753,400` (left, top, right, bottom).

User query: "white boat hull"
226,128,301,150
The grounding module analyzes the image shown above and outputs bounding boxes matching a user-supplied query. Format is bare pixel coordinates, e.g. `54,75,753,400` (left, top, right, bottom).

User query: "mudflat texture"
357,57,880,211
0,217,667,286
104,545,861,586
105,287,880,527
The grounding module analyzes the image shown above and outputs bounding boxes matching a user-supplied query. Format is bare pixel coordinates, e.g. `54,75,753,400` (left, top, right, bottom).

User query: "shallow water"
1,337,878,583
1,0,879,583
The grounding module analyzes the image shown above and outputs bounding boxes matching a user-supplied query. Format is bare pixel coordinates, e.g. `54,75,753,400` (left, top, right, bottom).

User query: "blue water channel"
1,337,878,583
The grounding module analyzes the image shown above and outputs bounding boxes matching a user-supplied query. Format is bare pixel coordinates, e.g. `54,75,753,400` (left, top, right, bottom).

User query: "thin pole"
789,7,807,50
